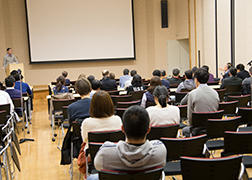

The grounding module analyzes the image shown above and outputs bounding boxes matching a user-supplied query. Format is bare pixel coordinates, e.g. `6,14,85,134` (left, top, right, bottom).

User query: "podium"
5,63,25,81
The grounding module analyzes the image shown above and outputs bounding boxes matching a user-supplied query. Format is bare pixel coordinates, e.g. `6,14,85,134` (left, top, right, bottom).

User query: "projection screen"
25,0,135,63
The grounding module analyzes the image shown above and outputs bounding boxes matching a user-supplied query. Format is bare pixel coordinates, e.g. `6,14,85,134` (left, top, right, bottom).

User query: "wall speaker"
161,0,168,28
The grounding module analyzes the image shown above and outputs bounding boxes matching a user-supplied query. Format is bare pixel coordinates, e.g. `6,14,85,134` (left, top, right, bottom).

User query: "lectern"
5,63,25,81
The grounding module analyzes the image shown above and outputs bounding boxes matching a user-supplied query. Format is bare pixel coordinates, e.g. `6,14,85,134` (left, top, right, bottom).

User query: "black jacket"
168,77,182,87
221,76,242,89
237,70,250,81
100,78,117,91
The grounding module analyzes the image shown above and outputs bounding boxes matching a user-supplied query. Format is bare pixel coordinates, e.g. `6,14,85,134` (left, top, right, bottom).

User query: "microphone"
247,60,252,66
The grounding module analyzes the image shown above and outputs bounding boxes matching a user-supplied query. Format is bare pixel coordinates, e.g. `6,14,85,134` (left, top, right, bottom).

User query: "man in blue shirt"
5,75,21,99
119,69,131,88
13,73,32,95
152,69,170,89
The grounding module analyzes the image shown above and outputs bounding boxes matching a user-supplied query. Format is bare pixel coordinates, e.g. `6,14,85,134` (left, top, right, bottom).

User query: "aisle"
15,91,76,180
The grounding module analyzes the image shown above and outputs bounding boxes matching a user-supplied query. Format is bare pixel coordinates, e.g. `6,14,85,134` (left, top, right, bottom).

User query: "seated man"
236,64,250,81
119,69,131,88
202,65,215,83
168,68,182,87
5,75,21,99
160,70,170,89
220,67,242,89
90,79,101,99
13,73,32,96
182,68,220,137
87,105,166,180
242,67,252,95
100,70,117,91
68,78,91,124
62,71,71,86
176,70,195,92
124,70,137,88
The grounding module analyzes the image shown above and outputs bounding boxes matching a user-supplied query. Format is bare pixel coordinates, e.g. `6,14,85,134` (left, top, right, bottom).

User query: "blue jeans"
87,174,99,180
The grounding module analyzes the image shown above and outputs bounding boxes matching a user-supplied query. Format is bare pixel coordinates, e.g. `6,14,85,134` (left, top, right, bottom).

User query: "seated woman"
126,74,145,94
53,76,69,95
141,76,162,108
146,86,180,126
81,91,122,144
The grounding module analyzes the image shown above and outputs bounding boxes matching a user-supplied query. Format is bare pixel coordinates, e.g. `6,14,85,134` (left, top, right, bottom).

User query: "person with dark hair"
160,70,170,89
124,70,138,88
13,72,32,95
119,69,131,88
147,86,180,126
182,68,220,137
68,78,91,123
100,70,117,91
152,69,161,77
221,62,232,79
62,71,71,86
93,105,166,174
126,74,145,94
109,73,115,80
202,65,215,83
3,48,18,70
242,67,252,95
87,75,95,84
53,76,69,95
236,64,250,80
141,76,162,108
192,66,198,76
5,76,21,99
90,79,101,98
0,82,5,90
168,68,182,86
220,67,242,89
81,91,122,144
176,70,195,92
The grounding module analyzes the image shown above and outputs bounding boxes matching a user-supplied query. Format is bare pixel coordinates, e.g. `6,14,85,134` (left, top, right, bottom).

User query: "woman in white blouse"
146,86,180,126
81,91,122,144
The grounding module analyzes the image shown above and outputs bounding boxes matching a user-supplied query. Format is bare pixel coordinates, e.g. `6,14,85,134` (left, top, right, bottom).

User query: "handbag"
77,142,87,174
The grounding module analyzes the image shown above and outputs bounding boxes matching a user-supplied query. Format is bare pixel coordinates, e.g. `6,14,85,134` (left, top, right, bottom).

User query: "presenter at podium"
3,48,18,70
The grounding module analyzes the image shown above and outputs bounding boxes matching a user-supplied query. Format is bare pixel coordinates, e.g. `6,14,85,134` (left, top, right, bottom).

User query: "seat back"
111,95,132,106
228,95,251,107
0,110,8,125
115,108,127,118
88,130,125,143
225,85,242,96
98,167,163,180
117,100,141,109
0,104,10,116
207,117,241,139
175,92,188,103
12,98,22,108
224,131,252,155
181,156,242,180
88,142,103,162
107,90,120,96
238,107,252,125
129,91,145,100
161,135,208,161
219,101,239,115
192,110,224,129
148,124,179,140
178,105,187,120
215,88,226,102
52,99,75,112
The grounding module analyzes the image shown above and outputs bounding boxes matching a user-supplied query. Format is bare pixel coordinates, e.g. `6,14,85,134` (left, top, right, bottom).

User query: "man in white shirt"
124,70,137,89
0,90,15,113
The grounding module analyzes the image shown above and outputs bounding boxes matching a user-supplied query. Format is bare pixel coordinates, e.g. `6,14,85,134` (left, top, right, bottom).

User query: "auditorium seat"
147,124,179,140
228,95,251,107
218,101,239,115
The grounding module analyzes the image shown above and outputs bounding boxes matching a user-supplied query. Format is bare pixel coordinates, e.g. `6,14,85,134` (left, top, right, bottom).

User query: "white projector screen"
25,0,135,63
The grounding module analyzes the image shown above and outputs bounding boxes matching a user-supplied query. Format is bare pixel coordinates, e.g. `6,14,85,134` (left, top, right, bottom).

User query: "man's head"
5,76,15,88
185,70,193,80
87,75,95,84
228,67,237,77
13,73,23,81
7,48,12,55
62,71,68,78
172,68,180,77
152,69,161,77
236,64,245,73
91,79,101,90
192,66,198,77
75,77,91,96
130,70,137,77
201,65,209,72
10,70,18,76
102,70,109,77
194,68,209,87
123,69,129,75
109,73,115,80
161,70,166,78
122,106,150,141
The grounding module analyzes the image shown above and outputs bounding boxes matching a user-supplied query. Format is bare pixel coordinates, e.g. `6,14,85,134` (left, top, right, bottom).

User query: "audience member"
53,76,69,95
62,71,71,86
124,70,137,88
182,68,220,137
221,62,232,79
5,75,21,99
68,78,91,123
119,69,131,88
202,65,215,83
152,69,161,77
147,86,180,126
81,91,122,144
100,70,117,91
109,73,116,80
90,79,101,99
92,105,166,175
220,67,242,89
168,68,182,86
176,70,195,92
78,73,86,80
141,76,162,108
0,90,14,113
160,70,170,89
236,64,250,80
87,75,95,84
126,74,145,94
13,72,32,95
242,67,252,95
192,66,198,77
